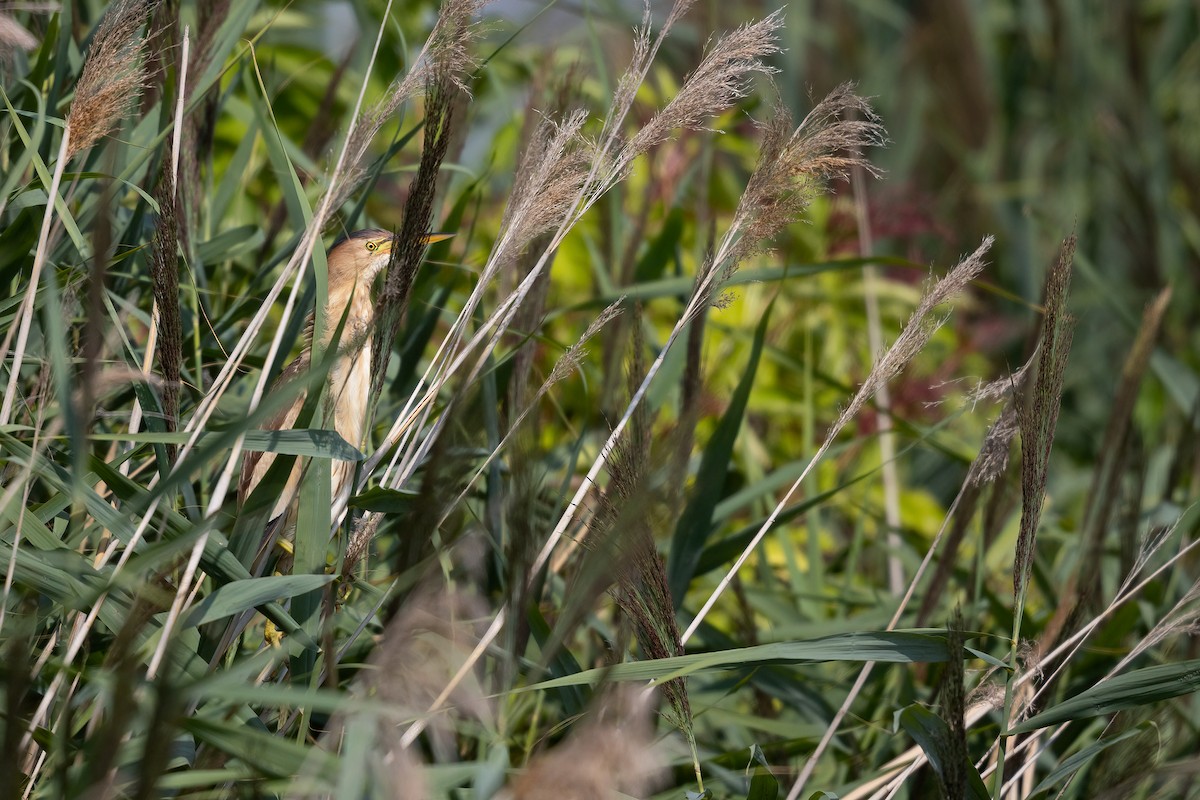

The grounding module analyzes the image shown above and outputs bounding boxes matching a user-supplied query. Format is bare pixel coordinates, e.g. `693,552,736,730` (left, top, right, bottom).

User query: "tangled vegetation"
1,1,1198,798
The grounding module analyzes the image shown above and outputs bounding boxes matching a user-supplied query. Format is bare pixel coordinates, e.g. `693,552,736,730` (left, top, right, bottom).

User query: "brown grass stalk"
374,10,860,750
600,328,699,788
148,170,181,446
1012,235,1076,603
368,74,457,409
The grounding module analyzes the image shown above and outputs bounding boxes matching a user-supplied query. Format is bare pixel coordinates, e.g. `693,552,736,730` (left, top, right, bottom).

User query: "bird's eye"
366,241,378,252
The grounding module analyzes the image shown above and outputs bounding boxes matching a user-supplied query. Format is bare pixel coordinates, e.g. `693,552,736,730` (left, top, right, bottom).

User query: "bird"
237,228,451,566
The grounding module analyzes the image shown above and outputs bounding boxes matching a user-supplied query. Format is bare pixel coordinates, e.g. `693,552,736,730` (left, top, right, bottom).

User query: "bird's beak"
376,232,451,254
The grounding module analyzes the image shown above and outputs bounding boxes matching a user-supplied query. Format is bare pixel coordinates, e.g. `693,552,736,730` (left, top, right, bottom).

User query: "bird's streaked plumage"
237,229,449,552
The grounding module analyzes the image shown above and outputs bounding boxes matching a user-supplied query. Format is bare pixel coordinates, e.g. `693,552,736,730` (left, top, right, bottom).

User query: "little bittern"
237,228,450,552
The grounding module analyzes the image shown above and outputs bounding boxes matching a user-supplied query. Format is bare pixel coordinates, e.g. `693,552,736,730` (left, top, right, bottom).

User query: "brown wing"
237,354,309,523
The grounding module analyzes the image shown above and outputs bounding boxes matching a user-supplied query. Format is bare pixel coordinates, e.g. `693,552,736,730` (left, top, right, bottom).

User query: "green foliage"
1,1,1198,799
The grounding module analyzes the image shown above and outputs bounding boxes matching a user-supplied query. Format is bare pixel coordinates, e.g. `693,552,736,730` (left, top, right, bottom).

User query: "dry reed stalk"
1012,236,1076,603
777,241,996,800
363,3,783,492
992,233,1076,797
598,326,701,788
390,66,888,753
148,170,181,445
124,25,189,450
1,0,155,426
687,236,991,647
151,25,188,452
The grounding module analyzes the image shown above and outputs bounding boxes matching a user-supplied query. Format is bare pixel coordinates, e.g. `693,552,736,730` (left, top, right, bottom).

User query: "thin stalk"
1,130,70,425
853,163,904,596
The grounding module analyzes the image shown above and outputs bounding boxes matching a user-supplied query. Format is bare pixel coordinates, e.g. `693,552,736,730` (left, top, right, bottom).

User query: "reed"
1,3,1195,797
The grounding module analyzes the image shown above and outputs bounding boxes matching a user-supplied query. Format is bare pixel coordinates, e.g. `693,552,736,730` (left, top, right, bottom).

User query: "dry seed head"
0,13,37,55
702,84,886,297
547,300,623,386
736,85,886,261
625,10,784,158
832,237,993,433
67,0,155,159
969,356,1034,406
606,5,658,140
335,0,483,208
500,109,594,260
967,404,1019,487
504,686,664,799
1013,235,1076,599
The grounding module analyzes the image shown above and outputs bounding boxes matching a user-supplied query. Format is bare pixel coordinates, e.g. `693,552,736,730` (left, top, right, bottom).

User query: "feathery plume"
333,0,482,209
968,404,1020,488
603,0,698,149
717,84,887,285
623,10,784,159
0,0,156,426
67,0,156,159
497,109,594,263
504,686,664,799
832,237,992,435
684,237,992,645
1013,235,1076,601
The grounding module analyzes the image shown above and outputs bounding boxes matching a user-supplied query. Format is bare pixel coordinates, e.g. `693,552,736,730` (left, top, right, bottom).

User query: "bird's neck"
308,282,375,354
319,283,374,451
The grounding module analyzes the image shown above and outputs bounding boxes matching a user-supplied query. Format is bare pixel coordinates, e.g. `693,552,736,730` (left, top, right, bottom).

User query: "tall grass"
1,2,1198,798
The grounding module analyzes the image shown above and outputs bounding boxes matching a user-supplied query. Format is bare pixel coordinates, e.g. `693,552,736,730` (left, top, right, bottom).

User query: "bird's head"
327,228,453,290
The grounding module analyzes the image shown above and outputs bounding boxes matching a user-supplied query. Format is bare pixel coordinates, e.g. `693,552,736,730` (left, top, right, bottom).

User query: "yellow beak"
370,232,451,257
